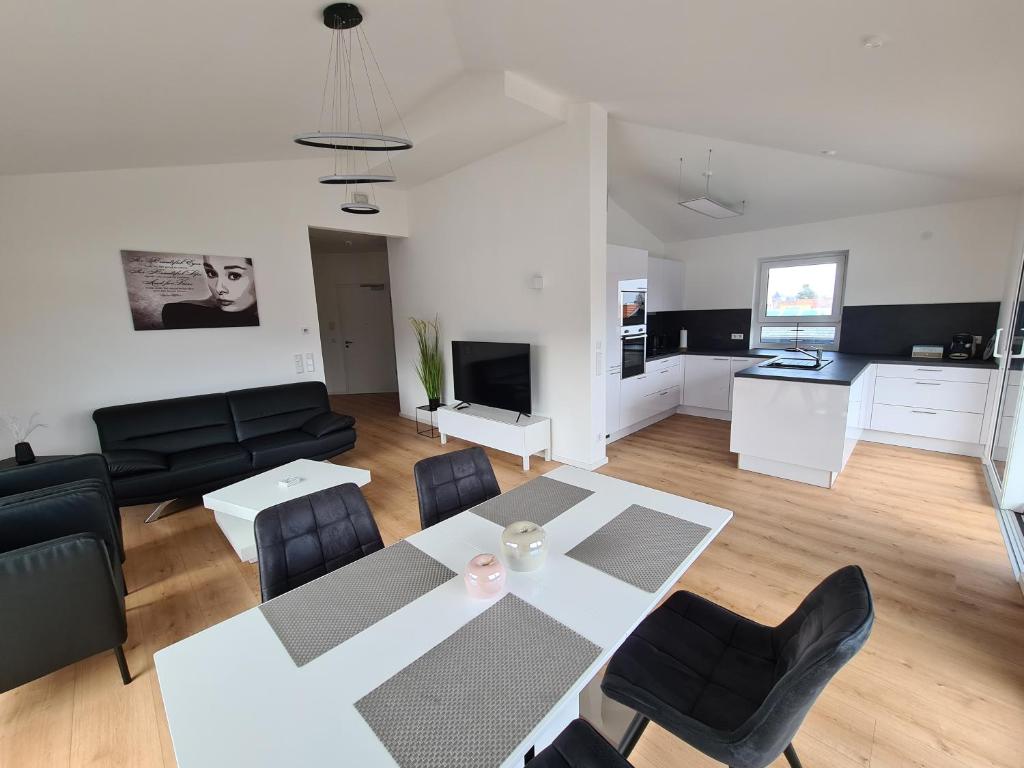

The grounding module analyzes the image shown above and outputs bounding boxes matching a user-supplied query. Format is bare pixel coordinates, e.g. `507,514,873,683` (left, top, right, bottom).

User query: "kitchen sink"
760,358,833,371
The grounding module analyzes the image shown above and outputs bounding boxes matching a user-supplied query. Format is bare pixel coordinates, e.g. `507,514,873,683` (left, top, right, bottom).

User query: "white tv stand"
437,404,551,470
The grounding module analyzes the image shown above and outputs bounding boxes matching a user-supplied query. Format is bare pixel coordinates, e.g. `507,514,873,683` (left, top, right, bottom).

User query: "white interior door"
330,283,398,394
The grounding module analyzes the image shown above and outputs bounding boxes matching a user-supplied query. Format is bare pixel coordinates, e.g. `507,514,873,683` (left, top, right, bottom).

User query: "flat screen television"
452,341,532,415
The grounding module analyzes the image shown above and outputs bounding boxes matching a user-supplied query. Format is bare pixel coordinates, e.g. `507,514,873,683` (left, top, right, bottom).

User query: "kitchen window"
752,251,847,349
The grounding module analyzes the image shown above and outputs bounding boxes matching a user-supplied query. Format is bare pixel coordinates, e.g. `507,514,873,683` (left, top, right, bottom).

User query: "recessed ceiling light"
820,149,838,157
862,34,885,49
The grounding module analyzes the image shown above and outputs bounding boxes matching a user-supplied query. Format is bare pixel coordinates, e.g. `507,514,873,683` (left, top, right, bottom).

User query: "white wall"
0,158,408,455
389,103,608,468
667,195,1021,310
310,249,398,394
607,197,664,256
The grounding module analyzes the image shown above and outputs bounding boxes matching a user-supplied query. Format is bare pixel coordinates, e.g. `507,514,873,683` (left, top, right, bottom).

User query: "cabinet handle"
914,381,941,386
915,368,938,372
713,357,729,361
660,390,669,396
911,410,937,415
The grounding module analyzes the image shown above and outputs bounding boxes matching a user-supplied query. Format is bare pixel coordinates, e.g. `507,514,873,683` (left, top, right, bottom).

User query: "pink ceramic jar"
464,553,506,599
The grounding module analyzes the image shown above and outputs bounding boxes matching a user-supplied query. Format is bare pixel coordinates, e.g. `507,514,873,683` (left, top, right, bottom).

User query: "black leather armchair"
413,447,501,529
0,453,123,565
0,483,131,692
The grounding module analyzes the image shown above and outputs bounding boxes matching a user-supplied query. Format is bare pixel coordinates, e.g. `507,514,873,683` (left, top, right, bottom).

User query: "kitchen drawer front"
645,363,680,393
872,377,989,414
647,356,681,375
643,385,680,419
874,364,991,383
870,403,983,443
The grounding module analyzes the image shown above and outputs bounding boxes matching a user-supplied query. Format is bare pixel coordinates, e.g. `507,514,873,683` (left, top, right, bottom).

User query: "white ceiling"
608,120,1005,242
3,0,1023,236
0,0,464,174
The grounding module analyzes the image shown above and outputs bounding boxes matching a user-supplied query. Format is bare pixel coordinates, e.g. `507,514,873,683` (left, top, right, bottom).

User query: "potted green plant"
410,315,443,410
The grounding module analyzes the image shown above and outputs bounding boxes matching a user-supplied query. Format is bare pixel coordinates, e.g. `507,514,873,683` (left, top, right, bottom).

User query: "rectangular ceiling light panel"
677,196,743,219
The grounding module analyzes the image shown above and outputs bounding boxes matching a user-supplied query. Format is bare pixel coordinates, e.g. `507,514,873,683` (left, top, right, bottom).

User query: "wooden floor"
2,393,1022,767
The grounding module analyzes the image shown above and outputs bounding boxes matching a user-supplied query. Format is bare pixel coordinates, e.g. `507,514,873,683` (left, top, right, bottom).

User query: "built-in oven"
619,278,647,330
621,331,646,379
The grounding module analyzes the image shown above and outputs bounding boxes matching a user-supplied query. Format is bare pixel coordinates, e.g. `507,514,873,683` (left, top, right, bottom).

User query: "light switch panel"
731,333,744,340
305,353,315,372
294,354,304,373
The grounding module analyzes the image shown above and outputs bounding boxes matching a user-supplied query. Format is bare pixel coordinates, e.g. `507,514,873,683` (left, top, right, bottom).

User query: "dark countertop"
732,351,996,386
644,347,996,385
646,347,774,362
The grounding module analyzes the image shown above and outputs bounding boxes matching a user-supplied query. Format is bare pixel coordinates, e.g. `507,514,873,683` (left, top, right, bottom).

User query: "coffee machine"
949,333,975,360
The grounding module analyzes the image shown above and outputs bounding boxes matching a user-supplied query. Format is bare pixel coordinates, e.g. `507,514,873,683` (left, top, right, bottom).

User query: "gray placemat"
356,594,601,768
565,505,712,593
259,540,455,667
471,476,594,527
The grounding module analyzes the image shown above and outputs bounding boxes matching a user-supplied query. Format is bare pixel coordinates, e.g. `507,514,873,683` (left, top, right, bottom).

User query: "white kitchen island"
730,370,866,488
730,353,998,488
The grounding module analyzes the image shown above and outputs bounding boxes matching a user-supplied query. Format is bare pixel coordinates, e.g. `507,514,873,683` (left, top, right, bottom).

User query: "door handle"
344,340,353,348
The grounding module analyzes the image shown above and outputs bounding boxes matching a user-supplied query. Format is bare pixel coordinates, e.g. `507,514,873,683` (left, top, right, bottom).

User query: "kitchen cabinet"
615,355,683,437
729,358,756,408
683,356,732,411
646,256,684,313
869,365,992,444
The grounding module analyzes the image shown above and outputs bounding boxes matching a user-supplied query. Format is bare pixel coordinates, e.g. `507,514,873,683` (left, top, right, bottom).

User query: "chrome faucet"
792,345,823,364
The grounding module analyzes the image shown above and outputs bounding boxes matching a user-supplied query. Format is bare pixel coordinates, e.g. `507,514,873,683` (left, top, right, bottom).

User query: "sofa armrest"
0,453,113,499
301,412,356,438
103,449,168,478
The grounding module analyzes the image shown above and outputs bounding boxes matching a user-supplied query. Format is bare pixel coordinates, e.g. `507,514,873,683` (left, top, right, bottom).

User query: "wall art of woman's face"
204,255,256,313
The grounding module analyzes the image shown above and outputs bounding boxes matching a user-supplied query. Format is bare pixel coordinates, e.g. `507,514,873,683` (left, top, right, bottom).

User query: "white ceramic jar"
501,521,548,572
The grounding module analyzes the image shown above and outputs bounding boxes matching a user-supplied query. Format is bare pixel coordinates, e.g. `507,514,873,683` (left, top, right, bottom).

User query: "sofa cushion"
227,382,331,441
242,428,356,470
103,449,168,478
112,443,252,501
301,411,356,438
94,393,237,454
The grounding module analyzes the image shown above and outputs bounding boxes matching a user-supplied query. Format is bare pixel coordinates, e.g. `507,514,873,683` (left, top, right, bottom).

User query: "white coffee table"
203,459,371,562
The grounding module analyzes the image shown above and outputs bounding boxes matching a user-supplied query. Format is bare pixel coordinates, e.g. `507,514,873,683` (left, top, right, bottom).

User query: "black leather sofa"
93,381,356,506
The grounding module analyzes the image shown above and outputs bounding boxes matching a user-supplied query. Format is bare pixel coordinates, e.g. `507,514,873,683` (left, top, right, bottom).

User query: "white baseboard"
552,454,609,471
737,454,836,488
607,406,680,443
859,429,983,457
677,405,732,421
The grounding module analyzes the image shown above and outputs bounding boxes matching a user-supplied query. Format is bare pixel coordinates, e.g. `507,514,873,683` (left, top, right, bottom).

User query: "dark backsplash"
648,309,752,353
838,302,999,357
647,302,999,357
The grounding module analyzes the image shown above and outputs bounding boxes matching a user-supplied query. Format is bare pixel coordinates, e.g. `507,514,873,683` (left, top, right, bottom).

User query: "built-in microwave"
619,278,647,330
621,334,646,379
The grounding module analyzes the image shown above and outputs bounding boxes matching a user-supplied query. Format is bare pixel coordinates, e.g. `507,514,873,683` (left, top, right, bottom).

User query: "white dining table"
155,465,732,768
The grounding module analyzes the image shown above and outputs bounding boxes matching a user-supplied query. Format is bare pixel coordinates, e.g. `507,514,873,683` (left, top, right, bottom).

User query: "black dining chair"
413,447,501,530
601,565,874,768
254,483,384,602
527,719,634,768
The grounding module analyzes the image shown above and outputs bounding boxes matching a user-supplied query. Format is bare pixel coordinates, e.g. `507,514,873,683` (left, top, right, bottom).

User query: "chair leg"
617,712,650,757
114,645,132,685
783,743,803,768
